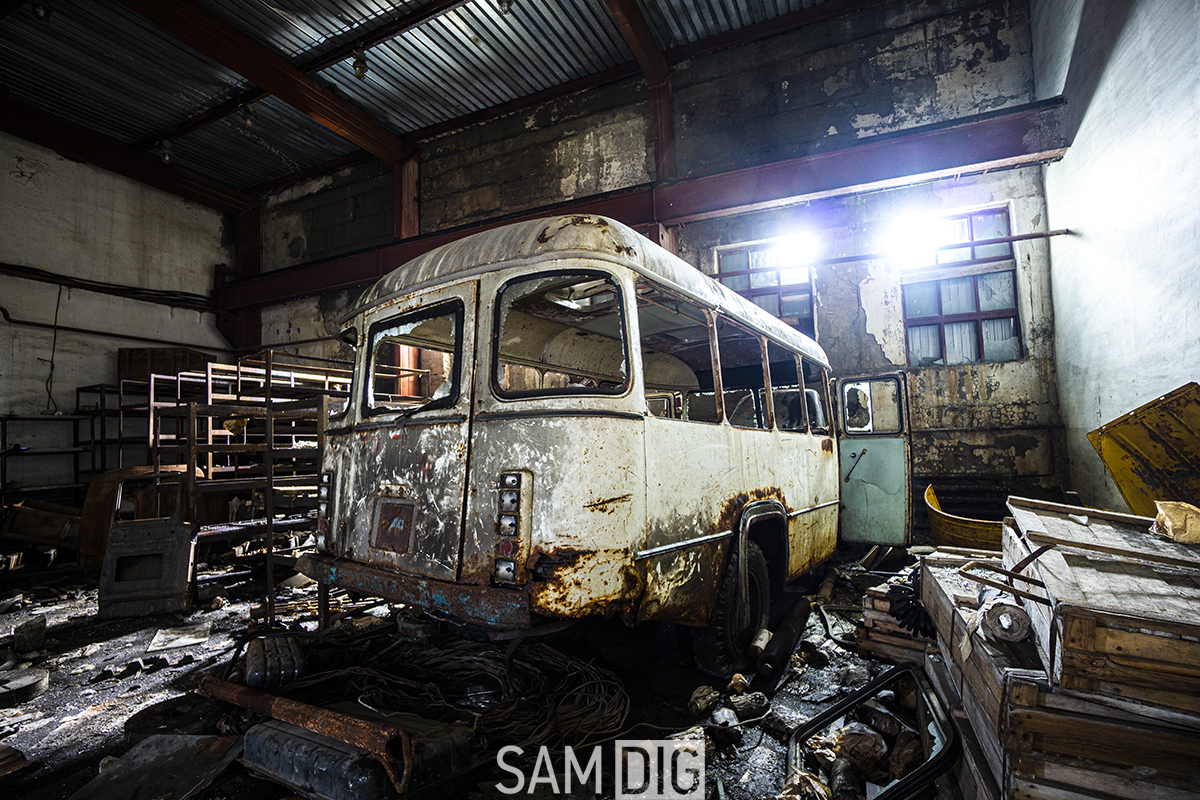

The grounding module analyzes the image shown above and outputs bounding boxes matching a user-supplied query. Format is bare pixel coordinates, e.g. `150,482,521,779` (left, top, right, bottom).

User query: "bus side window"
766,341,805,431
637,283,714,423
802,357,832,434
714,315,769,429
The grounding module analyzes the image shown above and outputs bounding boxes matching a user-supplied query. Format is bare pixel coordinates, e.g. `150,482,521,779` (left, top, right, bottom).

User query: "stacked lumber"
919,500,1200,799
855,580,937,665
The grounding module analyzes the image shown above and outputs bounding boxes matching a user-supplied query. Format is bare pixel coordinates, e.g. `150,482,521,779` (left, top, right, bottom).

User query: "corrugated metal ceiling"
0,0,835,192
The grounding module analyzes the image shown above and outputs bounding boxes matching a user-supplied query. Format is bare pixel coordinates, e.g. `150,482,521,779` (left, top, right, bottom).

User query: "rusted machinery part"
755,597,813,684
196,676,413,794
816,566,838,604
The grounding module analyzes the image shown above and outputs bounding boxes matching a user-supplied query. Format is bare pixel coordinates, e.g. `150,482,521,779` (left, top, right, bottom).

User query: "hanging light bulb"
33,3,52,21
352,44,368,80
498,0,513,13
159,140,172,164
242,102,257,128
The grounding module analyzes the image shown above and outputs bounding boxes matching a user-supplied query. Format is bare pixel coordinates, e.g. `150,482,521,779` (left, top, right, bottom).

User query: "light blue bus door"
837,374,910,545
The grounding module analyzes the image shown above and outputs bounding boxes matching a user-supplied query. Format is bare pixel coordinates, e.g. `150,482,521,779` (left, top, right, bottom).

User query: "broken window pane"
368,301,461,414
637,283,712,423
715,316,768,429
495,272,628,397
982,317,1020,361
802,358,831,434
978,271,1016,311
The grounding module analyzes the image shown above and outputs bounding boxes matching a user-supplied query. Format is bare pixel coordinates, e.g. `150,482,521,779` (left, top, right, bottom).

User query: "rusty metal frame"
737,498,790,619
197,677,413,794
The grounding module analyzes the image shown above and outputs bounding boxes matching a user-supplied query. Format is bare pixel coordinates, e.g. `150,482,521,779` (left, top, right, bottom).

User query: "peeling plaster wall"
674,0,1034,177
679,167,1063,504
0,131,231,487
1035,0,1200,510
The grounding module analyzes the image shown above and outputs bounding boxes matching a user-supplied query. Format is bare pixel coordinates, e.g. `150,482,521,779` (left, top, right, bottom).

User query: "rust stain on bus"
584,493,633,513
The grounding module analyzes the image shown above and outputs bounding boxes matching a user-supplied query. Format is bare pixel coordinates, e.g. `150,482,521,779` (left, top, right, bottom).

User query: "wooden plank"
962,676,1004,788
1026,530,1200,574
1094,681,1200,715
1007,496,1155,529
1038,757,1200,800
1012,777,1124,800
1094,626,1200,666
1059,649,1200,695
1012,778,1111,799
1008,708,1200,776
1039,687,1200,732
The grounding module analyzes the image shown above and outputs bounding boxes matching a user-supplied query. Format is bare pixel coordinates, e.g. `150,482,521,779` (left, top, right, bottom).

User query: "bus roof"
349,214,830,369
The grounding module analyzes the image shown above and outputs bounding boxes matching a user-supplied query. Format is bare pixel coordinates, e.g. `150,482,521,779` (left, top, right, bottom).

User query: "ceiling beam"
0,94,255,215
602,0,669,86
213,101,1066,312
602,0,675,180
117,0,414,165
134,0,468,152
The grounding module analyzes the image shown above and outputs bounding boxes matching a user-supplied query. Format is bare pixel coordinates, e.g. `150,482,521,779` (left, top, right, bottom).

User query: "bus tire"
693,541,770,677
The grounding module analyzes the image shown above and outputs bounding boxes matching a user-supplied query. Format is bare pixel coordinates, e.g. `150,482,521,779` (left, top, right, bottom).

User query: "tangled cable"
284,638,629,755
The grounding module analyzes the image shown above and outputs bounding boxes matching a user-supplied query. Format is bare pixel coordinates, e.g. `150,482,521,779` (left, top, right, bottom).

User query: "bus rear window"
494,272,628,398
366,301,462,415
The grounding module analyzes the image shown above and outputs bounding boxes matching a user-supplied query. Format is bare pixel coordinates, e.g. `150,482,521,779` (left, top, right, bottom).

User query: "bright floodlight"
770,232,817,283
887,216,954,269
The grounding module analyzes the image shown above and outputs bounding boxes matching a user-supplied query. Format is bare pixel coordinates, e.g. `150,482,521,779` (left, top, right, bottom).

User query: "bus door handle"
844,448,868,482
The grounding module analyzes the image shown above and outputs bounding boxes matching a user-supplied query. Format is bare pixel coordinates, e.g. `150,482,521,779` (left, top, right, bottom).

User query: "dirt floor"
1,553,958,800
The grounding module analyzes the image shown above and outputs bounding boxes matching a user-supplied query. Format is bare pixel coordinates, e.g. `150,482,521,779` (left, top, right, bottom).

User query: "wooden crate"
856,582,937,665
1004,497,1200,701
920,521,1200,799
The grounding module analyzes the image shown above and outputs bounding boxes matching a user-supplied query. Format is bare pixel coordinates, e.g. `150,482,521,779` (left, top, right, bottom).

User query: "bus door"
837,373,910,545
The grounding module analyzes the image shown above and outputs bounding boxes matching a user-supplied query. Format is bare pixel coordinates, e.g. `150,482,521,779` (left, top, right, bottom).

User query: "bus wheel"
693,541,770,677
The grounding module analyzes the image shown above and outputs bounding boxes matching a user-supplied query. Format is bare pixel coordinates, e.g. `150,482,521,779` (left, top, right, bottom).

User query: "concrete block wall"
0,132,230,486
1033,0,1200,510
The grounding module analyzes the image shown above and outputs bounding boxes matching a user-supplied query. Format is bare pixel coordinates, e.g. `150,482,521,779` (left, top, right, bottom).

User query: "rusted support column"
217,202,264,350
651,80,676,181
395,156,419,240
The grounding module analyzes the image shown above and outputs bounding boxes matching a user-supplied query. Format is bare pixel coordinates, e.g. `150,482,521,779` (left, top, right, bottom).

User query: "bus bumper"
297,553,532,629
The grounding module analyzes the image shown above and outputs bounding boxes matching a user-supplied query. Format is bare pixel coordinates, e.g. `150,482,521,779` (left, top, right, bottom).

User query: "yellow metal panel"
1087,382,1200,517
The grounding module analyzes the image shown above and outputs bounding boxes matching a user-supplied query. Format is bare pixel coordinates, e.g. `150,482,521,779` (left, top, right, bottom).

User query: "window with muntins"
716,243,814,338
902,209,1021,367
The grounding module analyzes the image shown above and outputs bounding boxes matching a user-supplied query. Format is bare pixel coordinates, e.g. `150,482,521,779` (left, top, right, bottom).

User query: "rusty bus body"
299,215,840,667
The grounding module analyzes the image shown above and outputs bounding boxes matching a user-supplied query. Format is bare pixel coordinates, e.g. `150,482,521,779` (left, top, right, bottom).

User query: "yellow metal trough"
924,484,1002,551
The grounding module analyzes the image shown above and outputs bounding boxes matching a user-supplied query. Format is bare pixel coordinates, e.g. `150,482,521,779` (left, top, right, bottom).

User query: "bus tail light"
316,472,332,549
494,472,528,583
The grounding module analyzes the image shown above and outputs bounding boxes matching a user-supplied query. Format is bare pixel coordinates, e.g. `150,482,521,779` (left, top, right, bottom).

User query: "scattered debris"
0,668,49,707
688,685,720,715
66,735,241,800
146,622,211,652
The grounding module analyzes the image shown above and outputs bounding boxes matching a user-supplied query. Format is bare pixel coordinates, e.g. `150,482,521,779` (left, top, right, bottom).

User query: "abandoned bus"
298,214,840,673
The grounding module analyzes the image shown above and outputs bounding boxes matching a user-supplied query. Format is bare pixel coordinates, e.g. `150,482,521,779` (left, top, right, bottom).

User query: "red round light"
498,538,514,557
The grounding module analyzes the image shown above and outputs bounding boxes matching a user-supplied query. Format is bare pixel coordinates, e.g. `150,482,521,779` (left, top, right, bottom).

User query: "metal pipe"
755,597,813,683
0,304,229,353
196,676,413,793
